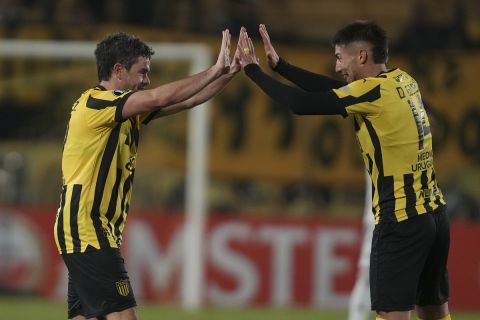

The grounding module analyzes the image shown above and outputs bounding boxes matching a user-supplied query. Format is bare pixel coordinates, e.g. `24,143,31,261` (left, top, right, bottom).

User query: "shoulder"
89,86,132,101
334,77,382,98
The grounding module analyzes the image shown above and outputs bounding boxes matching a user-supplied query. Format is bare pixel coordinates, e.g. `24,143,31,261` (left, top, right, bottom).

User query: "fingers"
247,37,255,56
235,26,259,67
225,29,231,67
238,27,248,53
259,24,270,42
216,29,231,74
226,29,231,52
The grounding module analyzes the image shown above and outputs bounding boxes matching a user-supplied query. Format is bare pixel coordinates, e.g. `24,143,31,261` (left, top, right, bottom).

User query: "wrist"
272,57,286,72
244,63,261,76
211,64,224,78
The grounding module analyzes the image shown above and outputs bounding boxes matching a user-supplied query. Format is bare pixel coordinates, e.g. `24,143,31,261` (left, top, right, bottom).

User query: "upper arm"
121,89,171,120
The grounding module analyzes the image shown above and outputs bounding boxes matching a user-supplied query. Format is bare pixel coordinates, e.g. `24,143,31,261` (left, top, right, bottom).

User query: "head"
332,20,388,83
95,32,155,91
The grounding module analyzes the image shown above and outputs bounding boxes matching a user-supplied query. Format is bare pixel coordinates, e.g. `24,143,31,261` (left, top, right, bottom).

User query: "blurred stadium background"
0,0,479,319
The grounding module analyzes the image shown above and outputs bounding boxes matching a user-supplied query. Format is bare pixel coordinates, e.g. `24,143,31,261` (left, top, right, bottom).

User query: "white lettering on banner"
100,219,360,307
124,220,184,300
207,222,259,305
313,227,358,308
259,226,308,306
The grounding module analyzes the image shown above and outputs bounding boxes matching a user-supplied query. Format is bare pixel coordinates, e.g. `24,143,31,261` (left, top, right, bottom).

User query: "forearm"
244,64,346,116
274,57,346,91
151,72,235,119
123,66,223,119
185,72,235,107
153,65,223,106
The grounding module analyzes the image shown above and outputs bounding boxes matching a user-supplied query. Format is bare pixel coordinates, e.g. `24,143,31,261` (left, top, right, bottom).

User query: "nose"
143,75,151,87
335,61,342,73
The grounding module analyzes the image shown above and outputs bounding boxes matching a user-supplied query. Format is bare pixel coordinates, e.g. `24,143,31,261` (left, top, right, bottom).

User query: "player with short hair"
54,30,240,320
237,21,451,320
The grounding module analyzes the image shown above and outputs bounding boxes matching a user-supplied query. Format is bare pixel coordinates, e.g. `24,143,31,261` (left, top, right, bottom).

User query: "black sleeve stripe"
142,110,159,125
86,92,133,123
115,92,134,123
86,95,118,109
338,85,381,109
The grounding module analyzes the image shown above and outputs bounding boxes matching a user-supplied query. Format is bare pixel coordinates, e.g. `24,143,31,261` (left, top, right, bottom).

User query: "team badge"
115,279,130,296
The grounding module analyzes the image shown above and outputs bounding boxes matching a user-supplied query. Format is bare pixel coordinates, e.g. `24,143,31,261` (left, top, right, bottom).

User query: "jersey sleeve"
84,90,133,128
274,57,347,91
244,64,347,116
139,110,159,125
332,79,383,116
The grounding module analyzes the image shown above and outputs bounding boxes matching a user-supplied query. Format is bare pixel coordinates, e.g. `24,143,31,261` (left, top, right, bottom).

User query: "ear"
359,49,368,65
112,63,124,80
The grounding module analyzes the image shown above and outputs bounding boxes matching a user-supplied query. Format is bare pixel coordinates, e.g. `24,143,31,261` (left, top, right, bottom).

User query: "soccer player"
237,22,451,320
54,30,240,320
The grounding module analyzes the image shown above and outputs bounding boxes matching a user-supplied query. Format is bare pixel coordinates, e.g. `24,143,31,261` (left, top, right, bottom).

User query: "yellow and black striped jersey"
54,85,156,254
333,69,446,223
244,62,446,225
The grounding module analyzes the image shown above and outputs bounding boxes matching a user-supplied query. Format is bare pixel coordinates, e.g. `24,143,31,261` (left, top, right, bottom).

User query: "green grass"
0,297,479,320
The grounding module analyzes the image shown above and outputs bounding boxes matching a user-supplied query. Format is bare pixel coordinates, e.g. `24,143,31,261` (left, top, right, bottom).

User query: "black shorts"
62,246,137,319
370,206,450,312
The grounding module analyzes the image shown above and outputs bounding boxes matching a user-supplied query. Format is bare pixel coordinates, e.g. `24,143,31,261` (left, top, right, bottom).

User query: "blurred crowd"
1,0,480,46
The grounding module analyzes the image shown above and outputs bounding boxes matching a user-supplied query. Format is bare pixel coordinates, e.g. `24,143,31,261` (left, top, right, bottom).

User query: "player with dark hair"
54,30,240,320
237,21,451,320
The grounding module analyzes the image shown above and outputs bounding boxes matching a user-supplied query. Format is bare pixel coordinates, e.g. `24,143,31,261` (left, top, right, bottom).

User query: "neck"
99,80,122,91
367,64,387,78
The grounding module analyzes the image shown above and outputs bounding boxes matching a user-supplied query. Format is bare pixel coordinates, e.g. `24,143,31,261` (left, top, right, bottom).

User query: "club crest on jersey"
116,279,130,296
113,89,126,96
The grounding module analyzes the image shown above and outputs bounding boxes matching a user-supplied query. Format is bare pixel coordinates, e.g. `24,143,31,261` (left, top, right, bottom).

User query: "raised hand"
237,26,259,68
215,29,232,75
228,34,242,75
259,24,279,69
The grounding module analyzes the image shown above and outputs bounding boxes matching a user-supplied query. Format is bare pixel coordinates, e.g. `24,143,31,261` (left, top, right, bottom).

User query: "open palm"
259,24,279,69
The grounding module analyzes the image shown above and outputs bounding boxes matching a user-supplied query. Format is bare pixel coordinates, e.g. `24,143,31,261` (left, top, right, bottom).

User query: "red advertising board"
0,207,478,310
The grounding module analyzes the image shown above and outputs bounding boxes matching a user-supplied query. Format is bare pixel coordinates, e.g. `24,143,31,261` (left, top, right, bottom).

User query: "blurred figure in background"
237,21,451,320
348,172,374,320
54,30,239,320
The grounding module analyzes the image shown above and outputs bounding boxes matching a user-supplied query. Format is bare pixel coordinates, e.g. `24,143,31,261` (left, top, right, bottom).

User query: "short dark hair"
332,20,388,64
94,32,155,81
